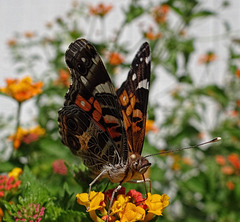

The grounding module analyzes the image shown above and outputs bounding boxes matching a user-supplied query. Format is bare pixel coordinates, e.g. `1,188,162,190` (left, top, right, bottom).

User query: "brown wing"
58,38,128,170
116,42,151,154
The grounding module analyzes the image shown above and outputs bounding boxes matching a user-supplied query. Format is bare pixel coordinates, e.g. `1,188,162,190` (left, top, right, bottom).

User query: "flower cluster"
76,187,169,222
89,3,113,17
52,159,68,175
9,126,45,149
152,5,170,24
216,154,240,175
0,168,22,199
107,52,125,66
0,76,43,103
216,153,240,190
14,203,45,222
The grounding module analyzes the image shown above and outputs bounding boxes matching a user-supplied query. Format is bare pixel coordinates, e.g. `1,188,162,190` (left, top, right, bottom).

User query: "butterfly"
58,38,151,197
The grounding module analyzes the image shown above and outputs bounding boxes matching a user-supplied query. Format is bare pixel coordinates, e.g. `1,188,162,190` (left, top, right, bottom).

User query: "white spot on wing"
80,76,87,85
81,101,85,106
145,55,150,64
81,57,86,62
137,79,149,90
140,57,143,62
93,82,115,95
132,73,137,81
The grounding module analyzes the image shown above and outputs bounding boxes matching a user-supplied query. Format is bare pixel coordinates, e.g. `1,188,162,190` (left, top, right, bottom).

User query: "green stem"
15,102,22,132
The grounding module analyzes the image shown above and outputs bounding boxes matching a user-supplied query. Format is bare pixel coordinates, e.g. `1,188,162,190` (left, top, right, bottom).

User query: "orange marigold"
9,126,45,149
0,76,43,102
89,3,113,17
108,52,124,66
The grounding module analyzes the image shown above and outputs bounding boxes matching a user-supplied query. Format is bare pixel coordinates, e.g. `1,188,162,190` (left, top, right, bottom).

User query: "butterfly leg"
88,169,107,208
107,184,122,222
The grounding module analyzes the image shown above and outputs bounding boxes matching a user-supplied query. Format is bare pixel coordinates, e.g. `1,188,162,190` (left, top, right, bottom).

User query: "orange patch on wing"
119,90,129,106
75,95,91,111
92,110,102,122
132,109,143,133
122,111,131,130
126,105,133,116
104,115,121,138
130,94,136,108
93,100,102,113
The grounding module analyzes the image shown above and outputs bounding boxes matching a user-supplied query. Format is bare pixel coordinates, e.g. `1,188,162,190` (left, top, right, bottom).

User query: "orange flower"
221,166,234,175
215,155,226,166
7,38,17,46
24,31,35,38
54,69,70,87
152,4,170,24
198,52,217,65
145,27,162,40
145,120,159,134
0,76,43,102
9,126,45,149
236,69,240,78
0,208,3,221
226,181,235,190
228,153,240,169
108,52,124,66
89,3,113,17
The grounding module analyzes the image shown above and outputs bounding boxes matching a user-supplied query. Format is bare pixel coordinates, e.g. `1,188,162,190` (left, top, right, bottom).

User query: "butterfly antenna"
144,137,221,158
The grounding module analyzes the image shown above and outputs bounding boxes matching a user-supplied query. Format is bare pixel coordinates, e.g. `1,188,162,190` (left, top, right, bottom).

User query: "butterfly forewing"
117,42,151,155
58,39,128,174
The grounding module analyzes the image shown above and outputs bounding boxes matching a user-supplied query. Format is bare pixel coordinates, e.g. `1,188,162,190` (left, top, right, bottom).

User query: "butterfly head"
128,153,151,175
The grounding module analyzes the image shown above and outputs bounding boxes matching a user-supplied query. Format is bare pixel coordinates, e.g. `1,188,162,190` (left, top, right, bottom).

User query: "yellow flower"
145,193,169,216
119,202,145,222
76,191,105,212
77,191,105,222
9,126,45,149
0,76,43,102
111,194,130,215
8,168,23,179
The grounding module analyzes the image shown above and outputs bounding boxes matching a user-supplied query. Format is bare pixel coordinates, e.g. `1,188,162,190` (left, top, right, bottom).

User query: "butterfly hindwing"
117,42,151,155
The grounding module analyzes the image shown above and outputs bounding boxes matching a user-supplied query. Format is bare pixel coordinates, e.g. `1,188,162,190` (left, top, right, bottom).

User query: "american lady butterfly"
58,38,151,196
